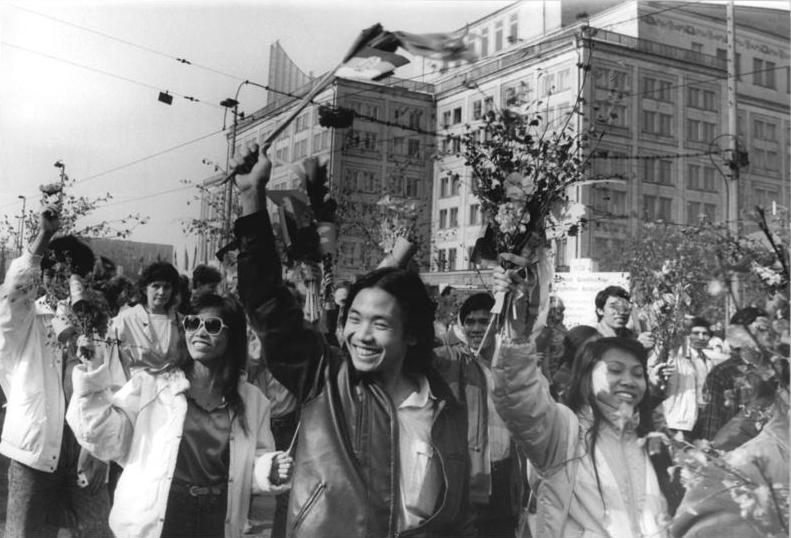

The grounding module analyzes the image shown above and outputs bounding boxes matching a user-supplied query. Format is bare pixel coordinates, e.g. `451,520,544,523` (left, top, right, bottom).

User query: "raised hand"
232,141,272,216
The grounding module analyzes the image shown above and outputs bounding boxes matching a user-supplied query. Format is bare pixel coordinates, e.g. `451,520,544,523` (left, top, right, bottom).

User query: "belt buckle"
188,485,208,496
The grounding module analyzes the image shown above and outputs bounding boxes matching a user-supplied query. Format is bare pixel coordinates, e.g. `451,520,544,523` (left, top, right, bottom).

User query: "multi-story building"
216,76,436,281
203,0,788,287
423,0,788,285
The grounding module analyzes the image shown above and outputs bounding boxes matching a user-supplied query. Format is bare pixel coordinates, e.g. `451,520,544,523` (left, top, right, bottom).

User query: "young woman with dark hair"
491,267,672,538
67,294,292,538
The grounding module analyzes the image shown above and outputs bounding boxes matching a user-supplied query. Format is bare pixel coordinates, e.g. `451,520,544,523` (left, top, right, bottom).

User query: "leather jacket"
235,211,475,538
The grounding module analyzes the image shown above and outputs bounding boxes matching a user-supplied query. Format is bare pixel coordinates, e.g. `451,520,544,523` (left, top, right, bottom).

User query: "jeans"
473,458,518,538
4,425,112,538
161,483,228,538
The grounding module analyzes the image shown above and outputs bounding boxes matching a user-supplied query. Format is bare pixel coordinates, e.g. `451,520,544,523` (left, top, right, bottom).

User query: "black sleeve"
234,211,327,401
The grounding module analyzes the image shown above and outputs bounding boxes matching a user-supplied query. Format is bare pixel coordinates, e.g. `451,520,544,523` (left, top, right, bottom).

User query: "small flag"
337,23,477,81
390,28,477,63
336,47,409,81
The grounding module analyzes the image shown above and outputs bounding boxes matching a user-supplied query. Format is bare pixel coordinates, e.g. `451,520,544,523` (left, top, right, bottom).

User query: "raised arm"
490,263,578,473
0,206,61,357
233,142,327,401
66,338,141,463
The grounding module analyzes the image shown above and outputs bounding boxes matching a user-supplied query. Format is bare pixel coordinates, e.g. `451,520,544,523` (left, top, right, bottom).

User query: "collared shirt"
396,374,440,531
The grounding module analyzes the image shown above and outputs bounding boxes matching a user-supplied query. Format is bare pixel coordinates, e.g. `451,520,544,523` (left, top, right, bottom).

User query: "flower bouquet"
376,194,420,269
460,97,590,346
632,259,692,367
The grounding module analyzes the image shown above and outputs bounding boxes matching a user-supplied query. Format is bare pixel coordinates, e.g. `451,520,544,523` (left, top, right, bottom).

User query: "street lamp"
16,195,26,254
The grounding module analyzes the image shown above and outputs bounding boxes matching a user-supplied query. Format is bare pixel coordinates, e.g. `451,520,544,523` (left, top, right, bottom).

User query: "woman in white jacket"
67,293,292,538
490,265,671,538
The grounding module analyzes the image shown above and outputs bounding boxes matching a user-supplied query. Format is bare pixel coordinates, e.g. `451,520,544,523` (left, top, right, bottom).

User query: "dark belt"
171,479,226,497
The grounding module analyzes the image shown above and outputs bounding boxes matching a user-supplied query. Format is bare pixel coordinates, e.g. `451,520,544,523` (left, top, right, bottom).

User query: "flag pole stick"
219,24,382,186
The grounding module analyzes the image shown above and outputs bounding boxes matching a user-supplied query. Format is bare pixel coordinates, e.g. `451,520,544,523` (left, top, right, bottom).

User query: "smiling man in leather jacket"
232,142,474,538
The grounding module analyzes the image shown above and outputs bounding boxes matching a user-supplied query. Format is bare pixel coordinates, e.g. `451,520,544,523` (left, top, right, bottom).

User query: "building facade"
222,76,436,281
425,0,788,285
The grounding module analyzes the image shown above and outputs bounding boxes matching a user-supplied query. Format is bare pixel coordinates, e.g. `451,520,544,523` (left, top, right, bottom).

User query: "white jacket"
0,252,127,471
67,360,286,538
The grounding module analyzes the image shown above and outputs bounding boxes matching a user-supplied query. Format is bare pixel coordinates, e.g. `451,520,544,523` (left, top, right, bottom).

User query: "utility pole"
220,98,240,246
725,0,741,319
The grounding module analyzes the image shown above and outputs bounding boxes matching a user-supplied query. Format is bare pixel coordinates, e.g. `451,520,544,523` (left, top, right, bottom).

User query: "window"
643,111,673,136
451,137,462,153
294,112,310,133
392,136,405,155
405,177,419,197
449,207,459,228
407,139,421,157
469,203,480,225
556,69,572,91
541,73,555,96
440,176,449,197
452,107,462,124
644,78,672,102
472,100,482,120
687,201,702,224
275,146,289,162
686,119,716,142
703,203,716,222
495,21,503,51
687,87,717,110
503,87,517,106
703,167,716,191
451,175,461,196
509,13,518,43
716,48,727,62
439,209,447,229
754,58,777,89
468,246,476,269
753,119,778,141
644,159,673,185
447,248,457,271
735,53,742,80
755,186,779,208
293,138,308,159
408,110,423,130
687,164,701,190
595,67,629,91
644,196,672,222
436,249,447,271
480,28,489,57
691,42,704,53
442,111,452,128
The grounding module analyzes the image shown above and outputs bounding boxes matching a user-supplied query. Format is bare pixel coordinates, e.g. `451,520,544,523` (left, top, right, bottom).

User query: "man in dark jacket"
433,293,524,537
232,142,474,538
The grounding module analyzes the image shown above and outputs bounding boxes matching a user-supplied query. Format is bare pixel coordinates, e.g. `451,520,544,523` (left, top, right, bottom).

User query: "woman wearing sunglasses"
67,293,293,538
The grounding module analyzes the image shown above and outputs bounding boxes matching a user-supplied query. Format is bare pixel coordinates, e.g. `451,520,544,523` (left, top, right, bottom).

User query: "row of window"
477,13,518,58
343,167,422,197
600,53,787,94
438,203,482,229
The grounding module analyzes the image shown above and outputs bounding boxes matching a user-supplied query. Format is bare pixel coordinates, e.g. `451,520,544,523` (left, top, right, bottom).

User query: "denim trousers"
4,425,112,538
161,484,228,538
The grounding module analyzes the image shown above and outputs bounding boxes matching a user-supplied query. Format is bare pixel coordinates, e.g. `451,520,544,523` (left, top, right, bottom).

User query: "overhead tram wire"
1,41,221,109
7,3,246,83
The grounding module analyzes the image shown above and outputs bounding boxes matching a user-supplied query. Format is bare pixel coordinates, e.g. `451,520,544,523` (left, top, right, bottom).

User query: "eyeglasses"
182,315,229,335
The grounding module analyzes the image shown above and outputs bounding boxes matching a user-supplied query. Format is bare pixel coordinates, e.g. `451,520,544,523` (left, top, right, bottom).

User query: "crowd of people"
0,140,787,537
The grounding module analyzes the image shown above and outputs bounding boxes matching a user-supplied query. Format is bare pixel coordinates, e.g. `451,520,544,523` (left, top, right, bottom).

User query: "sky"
1,0,787,263
0,0,513,256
